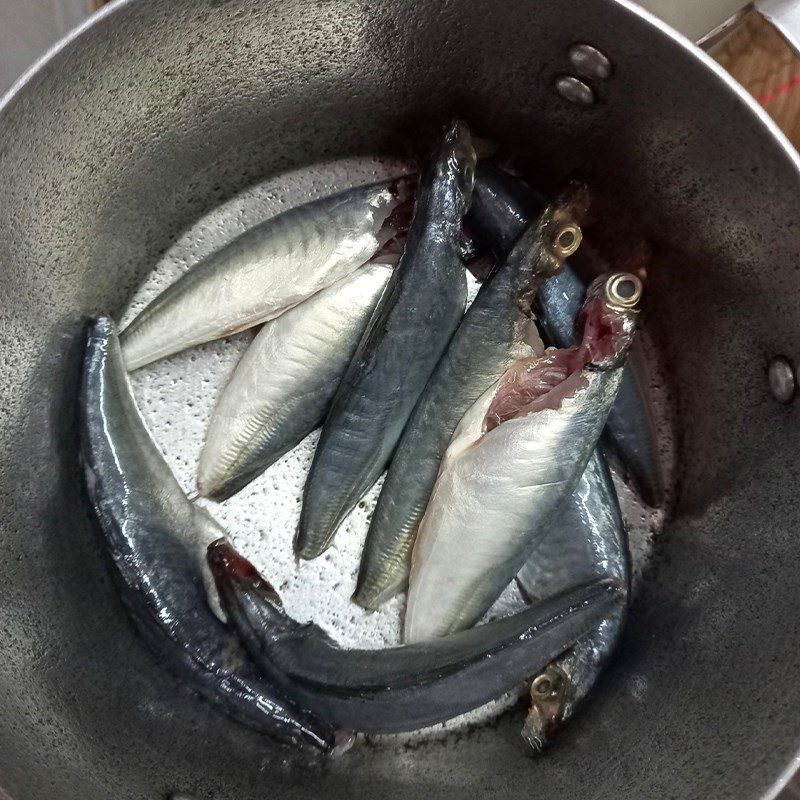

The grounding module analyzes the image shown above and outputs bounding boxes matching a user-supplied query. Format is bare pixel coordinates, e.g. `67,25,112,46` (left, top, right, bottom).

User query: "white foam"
122,157,673,746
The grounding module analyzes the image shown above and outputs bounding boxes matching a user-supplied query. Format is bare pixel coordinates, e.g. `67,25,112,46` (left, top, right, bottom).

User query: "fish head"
206,538,284,609
521,663,572,750
580,271,643,370
547,179,592,261
515,179,592,316
434,119,477,217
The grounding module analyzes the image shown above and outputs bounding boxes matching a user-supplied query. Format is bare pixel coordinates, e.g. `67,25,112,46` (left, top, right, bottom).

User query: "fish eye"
616,279,636,299
553,223,582,258
605,272,643,309
458,160,475,196
531,669,562,697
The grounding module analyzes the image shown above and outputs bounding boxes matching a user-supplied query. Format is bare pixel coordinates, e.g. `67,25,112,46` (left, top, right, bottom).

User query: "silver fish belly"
405,368,622,643
80,318,338,752
295,120,475,560
120,180,406,371
517,450,629,748
197,263,393,501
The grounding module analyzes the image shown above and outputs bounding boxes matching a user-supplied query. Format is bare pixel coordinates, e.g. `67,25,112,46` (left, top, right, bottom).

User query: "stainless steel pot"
2,0,800,798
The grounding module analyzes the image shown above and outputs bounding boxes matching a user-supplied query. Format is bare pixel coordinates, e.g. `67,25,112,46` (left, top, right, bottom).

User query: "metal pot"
1,0,800,797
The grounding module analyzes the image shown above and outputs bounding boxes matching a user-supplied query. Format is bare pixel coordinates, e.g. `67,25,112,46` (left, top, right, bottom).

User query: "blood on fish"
382,178,417,235
207,539,283,607
374,179,416,262
484,293,622,431
580,296,625,364
484,351,588,431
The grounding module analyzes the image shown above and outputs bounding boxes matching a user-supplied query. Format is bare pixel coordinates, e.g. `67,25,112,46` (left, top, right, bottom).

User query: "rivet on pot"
768,356,796,404
568,43,613,80
554,75,595,106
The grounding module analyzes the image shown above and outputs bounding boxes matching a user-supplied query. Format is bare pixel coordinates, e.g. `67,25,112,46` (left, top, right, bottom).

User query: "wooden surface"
784,781,800,799
710,9,800,149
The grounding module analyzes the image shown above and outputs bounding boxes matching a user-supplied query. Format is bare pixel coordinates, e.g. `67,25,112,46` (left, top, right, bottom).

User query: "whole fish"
468,164,664,507
197,262,393,501
80,318,340,752
517,450,629,749
296,120,475,559
353,181,590,610
405,272,643,643
208,538,623,734
120,179,411,371
470,166,637,742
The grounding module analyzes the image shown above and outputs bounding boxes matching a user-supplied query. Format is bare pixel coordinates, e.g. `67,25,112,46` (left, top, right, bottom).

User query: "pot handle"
755,0,800,55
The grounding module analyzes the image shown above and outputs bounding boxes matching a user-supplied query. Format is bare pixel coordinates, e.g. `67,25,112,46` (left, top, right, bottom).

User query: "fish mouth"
581,271,642,368
390,174,417,204
440,119,476,199
206,538,284,608
521,664,571,750
521,695,565,751
442,119,474,159
581,296,626,365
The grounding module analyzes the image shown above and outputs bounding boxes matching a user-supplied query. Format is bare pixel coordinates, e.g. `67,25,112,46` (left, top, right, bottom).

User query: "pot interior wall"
1,0,800,798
